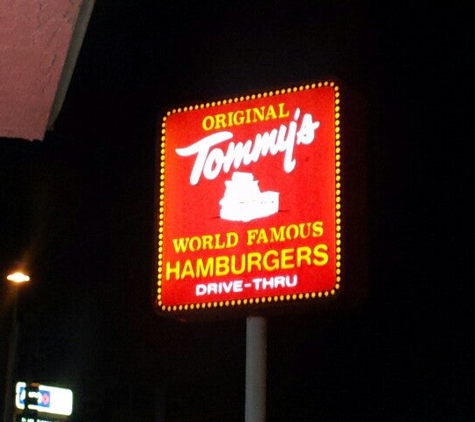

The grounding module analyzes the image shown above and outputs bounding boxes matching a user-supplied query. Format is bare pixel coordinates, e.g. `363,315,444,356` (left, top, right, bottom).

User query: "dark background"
1,1,470,421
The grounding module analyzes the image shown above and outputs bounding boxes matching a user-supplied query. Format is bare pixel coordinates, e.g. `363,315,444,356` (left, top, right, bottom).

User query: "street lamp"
3,269,30,422
6,272,30,284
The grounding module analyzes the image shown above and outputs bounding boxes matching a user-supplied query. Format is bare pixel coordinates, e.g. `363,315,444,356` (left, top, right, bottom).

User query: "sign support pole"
245,315,267,422
3,289,19,422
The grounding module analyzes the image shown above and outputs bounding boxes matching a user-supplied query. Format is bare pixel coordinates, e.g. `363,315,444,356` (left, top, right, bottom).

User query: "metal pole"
245,315,267,422
3,288,19,422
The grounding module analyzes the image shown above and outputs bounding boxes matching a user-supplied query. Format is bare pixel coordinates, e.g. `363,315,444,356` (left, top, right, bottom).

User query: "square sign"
156,81,341,317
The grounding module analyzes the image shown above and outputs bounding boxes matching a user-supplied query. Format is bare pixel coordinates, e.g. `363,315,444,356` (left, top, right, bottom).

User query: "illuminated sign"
156,81,342,316
15,382,73,417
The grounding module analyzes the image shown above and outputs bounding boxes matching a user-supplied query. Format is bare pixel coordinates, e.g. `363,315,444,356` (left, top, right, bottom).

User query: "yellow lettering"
245,108,252,123
196,258,213,277
265,105,277,120
247,252,262,271
189,236,201,252
313,244,329,266
166,260,181,280
278,102,290,118
172,237,189,253
280,248,295,269
201,103,291,131
269,226,286,242
226,231,239,248
230,254,246,275
214,233,226,249
296,246,312,265
215,256,230,276
285,224,300,240
233,110,245,126
201,235,213,250
215,113,226,129
252,106,265,123
256,229,269,244
263,250,280,271
312,221,324,237
181,260,196,278
246,229,259,246
202,116,214,131
163,241,330,281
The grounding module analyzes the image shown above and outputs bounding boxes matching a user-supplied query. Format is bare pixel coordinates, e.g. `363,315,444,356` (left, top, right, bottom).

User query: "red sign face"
156,81,341,316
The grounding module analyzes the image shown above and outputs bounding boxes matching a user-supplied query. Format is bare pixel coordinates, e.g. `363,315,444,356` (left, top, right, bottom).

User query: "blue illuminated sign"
18,386,51,408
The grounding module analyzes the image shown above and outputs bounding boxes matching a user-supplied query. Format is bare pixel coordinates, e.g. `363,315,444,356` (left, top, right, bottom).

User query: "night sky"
1,1,470,421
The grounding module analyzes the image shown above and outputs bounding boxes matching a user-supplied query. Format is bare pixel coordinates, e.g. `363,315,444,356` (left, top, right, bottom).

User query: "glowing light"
7,272,30,284
157,81,342,315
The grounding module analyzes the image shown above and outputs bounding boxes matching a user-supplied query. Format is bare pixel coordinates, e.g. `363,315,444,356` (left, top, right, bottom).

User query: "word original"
201,103,290,131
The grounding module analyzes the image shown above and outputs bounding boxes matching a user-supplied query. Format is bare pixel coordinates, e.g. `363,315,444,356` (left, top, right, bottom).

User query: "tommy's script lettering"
176,107,321,185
